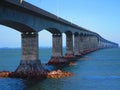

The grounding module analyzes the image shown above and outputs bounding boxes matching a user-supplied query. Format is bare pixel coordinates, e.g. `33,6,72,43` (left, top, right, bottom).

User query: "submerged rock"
47,69,73,78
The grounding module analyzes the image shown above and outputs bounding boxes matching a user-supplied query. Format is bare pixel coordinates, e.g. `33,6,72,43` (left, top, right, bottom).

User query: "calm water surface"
0,48,120,90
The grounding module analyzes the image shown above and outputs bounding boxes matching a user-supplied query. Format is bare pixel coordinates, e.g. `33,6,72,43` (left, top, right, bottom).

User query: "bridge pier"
48,33,66,65
98,38,102,49
85,35,95,53
91,35,99,50
86,35,92,52
84,35,90,52
64,33,75,59
74,33,81,56
83,35,90,54
15,32,46,77
80,35,88,54
88,36,93,52
79,34,84,54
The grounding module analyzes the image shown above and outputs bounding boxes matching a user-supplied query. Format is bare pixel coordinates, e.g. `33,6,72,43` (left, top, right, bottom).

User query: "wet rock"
0,71,10,78
0,70,73,79
69,62,77,66
47,69,73,78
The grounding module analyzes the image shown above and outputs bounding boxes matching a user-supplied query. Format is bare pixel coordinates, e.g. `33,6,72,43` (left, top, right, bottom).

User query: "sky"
0,0,120,48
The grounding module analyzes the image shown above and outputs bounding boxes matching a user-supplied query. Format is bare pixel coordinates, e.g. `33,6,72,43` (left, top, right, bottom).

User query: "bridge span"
0,0,118,77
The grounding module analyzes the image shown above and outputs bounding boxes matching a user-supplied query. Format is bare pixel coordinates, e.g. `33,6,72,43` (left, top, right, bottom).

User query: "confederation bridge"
0,0,118,76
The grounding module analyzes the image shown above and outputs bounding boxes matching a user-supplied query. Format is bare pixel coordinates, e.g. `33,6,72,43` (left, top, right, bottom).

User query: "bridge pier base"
15,32,46,78
48,33,67,65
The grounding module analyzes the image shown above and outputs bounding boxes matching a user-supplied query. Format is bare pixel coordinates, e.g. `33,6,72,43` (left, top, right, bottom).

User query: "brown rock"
47,69,73,79
0,71,10,78
69,62,77,66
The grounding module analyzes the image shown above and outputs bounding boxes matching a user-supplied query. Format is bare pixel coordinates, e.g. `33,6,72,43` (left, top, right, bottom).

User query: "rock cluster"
0,71,10,78
69,62,77,66
0,70,73,79
47,69,73,78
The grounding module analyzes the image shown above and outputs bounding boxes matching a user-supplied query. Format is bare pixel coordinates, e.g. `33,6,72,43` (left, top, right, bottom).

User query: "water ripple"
83,76,120,80
0,78,25,90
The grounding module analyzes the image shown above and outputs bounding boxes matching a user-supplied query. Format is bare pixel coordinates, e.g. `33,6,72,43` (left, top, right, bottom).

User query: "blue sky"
0,0,120,48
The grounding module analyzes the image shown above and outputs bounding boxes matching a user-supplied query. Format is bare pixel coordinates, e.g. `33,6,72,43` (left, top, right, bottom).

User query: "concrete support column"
99,39,101,49
101,41,104,48
52,33,62,57
94,36,98,49
16,32,44,74
81,35,86,53
91,36,98,50
74,33,81,56
65,33,74,57
80,35,92,54
103,41,105,48
22,32,38,61
98,39,101,49
88,35,93,50
83,35,92,53
100,40,102,48
83,35,88,52
86,36,91,50
48,33,66,65
79,35,84,54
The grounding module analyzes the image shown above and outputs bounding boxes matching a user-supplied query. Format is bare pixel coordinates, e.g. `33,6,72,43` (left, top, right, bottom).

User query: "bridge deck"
1,0,94,33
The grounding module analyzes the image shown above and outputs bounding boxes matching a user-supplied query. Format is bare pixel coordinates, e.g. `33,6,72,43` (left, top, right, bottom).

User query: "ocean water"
0,48,120,90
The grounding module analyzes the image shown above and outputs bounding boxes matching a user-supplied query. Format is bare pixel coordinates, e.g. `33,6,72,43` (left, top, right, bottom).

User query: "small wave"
0,78,25,90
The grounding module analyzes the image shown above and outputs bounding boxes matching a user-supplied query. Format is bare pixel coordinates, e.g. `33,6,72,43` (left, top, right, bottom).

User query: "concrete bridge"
0,0,118,75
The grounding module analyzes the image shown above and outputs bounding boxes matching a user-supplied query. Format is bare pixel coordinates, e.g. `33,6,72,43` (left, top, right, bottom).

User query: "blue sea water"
0,48,120,90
